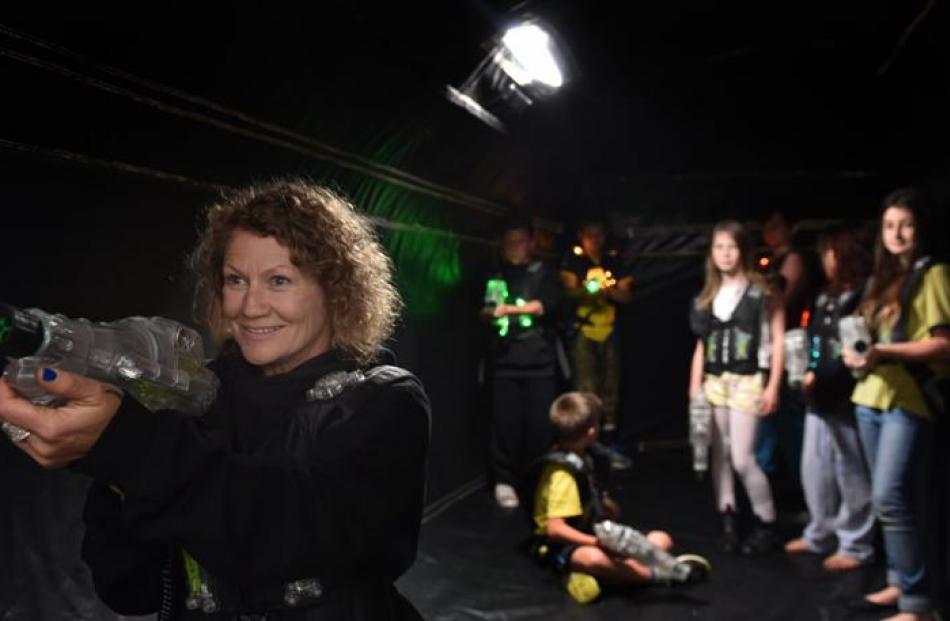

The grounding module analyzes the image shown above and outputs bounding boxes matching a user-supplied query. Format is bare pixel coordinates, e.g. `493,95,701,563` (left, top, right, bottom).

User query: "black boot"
740,516,778,555
717,508,740,553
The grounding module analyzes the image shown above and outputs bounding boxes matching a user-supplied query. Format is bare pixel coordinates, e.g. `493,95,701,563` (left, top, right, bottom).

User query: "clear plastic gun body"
688,391,712,480
784,328,809,388
593,520,708,584
838,315,872,379
0,304,218,442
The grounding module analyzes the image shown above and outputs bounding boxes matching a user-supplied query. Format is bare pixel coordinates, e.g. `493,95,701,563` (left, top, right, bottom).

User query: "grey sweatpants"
799,410,875,561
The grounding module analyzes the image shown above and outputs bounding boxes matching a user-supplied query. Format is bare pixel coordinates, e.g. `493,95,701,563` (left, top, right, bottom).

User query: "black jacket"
74,348,430,620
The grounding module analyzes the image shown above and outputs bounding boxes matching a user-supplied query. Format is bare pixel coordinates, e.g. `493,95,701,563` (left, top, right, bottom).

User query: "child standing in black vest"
689,220,785,554
482,216,563,509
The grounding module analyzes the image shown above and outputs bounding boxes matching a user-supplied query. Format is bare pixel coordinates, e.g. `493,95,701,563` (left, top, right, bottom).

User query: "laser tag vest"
170,364,418,621
805,287,862,414
689,283,766,376
484,261,547,340
892,256,935,345
533,446,613,533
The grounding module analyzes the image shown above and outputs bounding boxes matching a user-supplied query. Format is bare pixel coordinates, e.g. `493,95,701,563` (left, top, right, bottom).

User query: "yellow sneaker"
564,572,600,604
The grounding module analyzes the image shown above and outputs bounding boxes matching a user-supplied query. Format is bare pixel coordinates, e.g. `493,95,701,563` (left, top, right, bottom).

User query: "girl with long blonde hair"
688,220,785,555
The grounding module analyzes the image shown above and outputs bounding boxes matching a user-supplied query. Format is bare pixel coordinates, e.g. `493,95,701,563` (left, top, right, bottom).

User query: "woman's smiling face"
221,228,332,375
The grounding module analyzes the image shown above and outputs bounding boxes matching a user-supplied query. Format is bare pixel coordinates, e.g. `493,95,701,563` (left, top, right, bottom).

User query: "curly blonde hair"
191,178,401,365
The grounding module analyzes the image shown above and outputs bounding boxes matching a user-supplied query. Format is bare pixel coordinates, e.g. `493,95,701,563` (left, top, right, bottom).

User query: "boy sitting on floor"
532,391,707,603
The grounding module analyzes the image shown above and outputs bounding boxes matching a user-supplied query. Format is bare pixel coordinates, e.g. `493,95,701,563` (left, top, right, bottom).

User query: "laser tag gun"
582,267,617,295
688,392,712,480
483,278,534,337
483,277,510,337
784,328,809,389
838,315,872,379
593,520,711,584
0,303,219,442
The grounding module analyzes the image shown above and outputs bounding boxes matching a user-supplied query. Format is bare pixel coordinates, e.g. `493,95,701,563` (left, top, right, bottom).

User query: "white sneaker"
494,483,520,508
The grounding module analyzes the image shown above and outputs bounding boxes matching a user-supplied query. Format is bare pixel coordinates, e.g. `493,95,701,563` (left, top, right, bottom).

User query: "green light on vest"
515,298,533,328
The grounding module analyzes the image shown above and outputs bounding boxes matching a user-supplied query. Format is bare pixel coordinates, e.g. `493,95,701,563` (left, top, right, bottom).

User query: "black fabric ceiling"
3,1,948,224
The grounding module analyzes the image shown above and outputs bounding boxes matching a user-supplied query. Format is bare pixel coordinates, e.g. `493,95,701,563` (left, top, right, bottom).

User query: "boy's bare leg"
645,530,674,551
569,530,675,584
570,545,654,583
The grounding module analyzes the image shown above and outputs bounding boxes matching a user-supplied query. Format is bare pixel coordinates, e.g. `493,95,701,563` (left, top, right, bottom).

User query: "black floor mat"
398,448,889,620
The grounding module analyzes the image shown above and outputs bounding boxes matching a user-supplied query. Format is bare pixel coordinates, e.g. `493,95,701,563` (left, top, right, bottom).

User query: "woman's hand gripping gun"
0,304,218,442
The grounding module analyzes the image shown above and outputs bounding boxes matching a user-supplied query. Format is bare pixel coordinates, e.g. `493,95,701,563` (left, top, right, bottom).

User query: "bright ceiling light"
499,23,564,88
445,17,568,132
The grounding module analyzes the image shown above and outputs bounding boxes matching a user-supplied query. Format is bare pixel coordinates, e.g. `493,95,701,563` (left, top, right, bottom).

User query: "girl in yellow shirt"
843,188,950,621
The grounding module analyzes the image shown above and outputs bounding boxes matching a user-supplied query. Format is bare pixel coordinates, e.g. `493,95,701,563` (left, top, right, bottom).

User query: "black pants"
489,375,557,487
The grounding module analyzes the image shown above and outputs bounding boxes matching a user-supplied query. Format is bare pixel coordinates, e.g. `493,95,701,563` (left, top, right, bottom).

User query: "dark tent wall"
0,8,525,620
0,4,526,504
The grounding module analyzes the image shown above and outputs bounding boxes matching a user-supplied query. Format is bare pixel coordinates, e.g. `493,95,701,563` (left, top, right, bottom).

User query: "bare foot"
822,553,861,572
881,612,934,621
865,585,901,607
784,538,811,553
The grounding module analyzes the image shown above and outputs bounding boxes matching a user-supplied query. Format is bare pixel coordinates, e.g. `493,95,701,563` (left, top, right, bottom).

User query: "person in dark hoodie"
0,179,431,620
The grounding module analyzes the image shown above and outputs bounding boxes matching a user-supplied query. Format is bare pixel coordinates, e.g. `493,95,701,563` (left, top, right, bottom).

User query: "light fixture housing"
445,18,568,132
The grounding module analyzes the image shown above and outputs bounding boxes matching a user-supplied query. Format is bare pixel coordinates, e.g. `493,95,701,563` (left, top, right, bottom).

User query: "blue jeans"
855,405,933,614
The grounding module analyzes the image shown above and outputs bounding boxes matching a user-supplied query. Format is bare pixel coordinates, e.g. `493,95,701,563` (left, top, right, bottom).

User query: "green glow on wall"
343,133,464,318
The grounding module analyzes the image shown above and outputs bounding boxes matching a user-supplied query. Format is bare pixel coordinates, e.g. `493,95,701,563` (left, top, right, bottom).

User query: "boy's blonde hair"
550,392,602,442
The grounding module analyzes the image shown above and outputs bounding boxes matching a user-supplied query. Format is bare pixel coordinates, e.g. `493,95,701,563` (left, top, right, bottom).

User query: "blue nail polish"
42,368,57,382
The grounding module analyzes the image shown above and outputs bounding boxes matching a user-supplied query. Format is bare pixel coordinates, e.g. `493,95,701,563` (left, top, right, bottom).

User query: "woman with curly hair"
0,179,431,620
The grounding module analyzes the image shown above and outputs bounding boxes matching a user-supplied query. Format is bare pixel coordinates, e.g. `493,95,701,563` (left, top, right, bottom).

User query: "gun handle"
3,357,61,406
1,421,30,442
1,358,65,442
